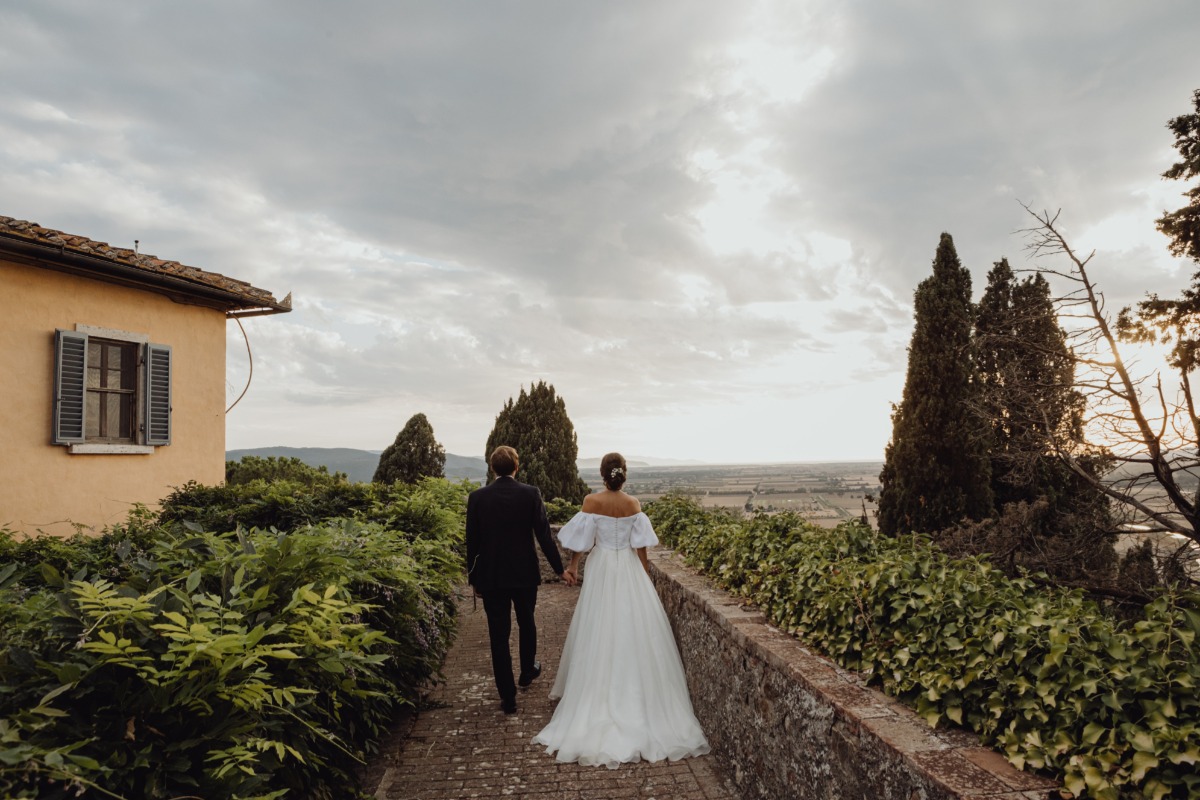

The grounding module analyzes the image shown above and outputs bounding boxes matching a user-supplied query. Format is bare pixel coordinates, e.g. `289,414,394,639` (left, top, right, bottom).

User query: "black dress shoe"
500,698,517,714
518,661,542,689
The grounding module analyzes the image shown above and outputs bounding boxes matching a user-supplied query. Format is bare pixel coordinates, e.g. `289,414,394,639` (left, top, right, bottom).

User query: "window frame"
52,324,171,454
86,337,139,444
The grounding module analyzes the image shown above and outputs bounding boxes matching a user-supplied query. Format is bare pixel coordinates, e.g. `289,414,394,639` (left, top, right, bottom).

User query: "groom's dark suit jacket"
466,475,564,591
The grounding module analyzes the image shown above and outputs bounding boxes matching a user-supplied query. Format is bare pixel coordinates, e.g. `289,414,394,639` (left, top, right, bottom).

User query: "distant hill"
442,453,489,481
225,447,488,484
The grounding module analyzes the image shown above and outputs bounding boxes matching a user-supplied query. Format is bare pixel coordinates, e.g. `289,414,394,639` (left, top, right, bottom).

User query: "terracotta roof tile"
0,215,290,312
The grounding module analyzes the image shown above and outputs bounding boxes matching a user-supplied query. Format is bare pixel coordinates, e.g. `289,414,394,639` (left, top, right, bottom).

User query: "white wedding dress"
532,511,710,768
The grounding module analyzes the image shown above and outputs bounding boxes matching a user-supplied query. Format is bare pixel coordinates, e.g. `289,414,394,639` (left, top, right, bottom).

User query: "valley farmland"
585,461,884,529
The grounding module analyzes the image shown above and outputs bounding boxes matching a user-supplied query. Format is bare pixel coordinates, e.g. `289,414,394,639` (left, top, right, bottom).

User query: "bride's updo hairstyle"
600,452,627,491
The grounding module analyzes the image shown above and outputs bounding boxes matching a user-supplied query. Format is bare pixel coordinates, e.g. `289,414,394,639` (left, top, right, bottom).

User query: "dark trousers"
480,586,538,702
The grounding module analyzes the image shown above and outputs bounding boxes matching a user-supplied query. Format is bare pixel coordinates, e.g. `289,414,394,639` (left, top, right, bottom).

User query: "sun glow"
1074,332,1199,453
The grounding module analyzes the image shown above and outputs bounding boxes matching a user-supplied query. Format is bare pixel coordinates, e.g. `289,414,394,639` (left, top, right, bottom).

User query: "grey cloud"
824,307,890,335
7,1,1200,460
768,2,1199,302
2,1,751,299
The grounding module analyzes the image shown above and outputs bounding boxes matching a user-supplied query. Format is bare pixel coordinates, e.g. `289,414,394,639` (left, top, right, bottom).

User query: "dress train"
532,512,710,768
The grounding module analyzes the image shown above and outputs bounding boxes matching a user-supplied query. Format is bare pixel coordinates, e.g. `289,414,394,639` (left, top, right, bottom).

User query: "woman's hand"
564,553,583,587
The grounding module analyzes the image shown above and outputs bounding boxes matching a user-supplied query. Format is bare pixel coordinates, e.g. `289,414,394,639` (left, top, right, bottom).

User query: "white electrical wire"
225,316,253,414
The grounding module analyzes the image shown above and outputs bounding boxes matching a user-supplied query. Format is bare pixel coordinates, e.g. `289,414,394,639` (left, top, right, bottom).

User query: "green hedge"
0,478,468,800
545,497,581,526
646,495,1200,800
157,476,473,538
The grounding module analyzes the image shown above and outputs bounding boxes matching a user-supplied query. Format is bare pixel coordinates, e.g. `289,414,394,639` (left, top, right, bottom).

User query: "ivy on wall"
646,495,1200,800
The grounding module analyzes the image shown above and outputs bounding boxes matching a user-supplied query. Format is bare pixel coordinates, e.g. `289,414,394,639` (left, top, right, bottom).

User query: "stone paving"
370,582,736,800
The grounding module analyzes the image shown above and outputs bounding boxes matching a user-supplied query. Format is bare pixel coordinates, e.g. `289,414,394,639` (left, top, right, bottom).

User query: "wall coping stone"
645,547,1060,800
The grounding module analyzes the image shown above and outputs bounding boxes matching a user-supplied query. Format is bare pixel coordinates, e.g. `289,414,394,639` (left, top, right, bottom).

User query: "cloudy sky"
3,2,1198,463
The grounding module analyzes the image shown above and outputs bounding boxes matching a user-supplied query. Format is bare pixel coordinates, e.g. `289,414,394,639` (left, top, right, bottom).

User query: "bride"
532,453,710,768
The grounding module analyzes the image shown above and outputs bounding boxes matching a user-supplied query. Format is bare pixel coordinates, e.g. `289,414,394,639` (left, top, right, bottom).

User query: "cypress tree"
973,258,1017,505
878,233,992,535
969,260,1114,579
977,265,1084,505
485,381,589,503
373,413,446,484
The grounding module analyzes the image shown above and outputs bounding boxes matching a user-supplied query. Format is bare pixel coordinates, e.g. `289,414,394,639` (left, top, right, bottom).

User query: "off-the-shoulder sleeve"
556,512,597,553
629,513,659,548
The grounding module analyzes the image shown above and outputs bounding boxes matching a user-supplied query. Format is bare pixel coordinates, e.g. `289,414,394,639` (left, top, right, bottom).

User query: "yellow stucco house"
0,216,291,536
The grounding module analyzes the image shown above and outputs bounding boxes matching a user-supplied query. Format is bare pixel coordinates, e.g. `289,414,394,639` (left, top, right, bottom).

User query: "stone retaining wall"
645,547,1059,800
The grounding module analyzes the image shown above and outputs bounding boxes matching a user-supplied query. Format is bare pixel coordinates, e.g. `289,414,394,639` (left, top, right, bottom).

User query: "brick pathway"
371,582,736,800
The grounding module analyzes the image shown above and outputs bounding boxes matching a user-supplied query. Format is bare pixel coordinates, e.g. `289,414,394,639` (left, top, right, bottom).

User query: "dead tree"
1020,205,1199,585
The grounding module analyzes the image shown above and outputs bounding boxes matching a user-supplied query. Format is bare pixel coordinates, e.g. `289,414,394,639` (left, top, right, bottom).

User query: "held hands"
562,553,582,586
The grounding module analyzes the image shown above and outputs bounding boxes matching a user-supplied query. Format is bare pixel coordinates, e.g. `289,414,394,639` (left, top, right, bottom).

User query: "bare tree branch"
1020,204,1200,551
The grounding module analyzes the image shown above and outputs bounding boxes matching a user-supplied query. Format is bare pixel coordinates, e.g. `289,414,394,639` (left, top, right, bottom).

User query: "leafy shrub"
933,498,1119,596
647,495,1200,800
159,480,365,532
226,455,348,487
0,478,467,799
545,497,581,525
159,477,472,549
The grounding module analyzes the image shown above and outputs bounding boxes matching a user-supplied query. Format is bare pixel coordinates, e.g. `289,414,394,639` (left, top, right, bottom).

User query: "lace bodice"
556,511,659,552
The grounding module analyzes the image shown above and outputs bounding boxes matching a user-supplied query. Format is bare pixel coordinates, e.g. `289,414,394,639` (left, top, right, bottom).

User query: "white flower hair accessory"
609,467,625,479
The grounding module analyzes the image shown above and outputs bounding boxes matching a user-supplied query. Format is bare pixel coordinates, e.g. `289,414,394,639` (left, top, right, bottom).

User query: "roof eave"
0,233,290,315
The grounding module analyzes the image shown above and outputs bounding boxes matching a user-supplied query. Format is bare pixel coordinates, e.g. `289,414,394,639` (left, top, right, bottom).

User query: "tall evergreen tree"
973,258,1016,503
485,381,589,503
373,413,446,484
1155,88,1200,264
878,233,992,535
975,260,1084,508
950,259,1116,583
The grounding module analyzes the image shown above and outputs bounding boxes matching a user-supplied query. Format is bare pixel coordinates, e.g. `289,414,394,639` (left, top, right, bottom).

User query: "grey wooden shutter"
143,343,172,446
53,329,88,444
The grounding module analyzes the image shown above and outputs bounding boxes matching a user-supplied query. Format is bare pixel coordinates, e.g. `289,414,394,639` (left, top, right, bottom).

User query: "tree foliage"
1120,89,1200,385
999,91,1200,592
0,479,466,799
976,259,1085,507
879,235,1119,588
374,413,446,485
969,260,1116,582
225,455,346,487
878,233,992,535
648,494,1200,800
484,381,588,503
1155,88,1200,264
1022,205,1199,587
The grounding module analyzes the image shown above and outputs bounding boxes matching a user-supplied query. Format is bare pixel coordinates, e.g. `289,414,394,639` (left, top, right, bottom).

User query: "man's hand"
561,569,579,587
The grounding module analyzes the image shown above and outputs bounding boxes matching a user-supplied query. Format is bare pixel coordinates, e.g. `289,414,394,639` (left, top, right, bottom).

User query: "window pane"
120,344,137,391
83,339,138,442
105,393,121,439
87,342,101,389
106,345,122,390
85,391,100,438
119,393,134,439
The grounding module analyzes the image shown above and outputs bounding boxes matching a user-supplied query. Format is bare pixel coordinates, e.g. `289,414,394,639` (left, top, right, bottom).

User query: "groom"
466,445,574,714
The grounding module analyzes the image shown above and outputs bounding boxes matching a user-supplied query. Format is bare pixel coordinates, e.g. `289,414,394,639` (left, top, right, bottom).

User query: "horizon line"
226,444,885,466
